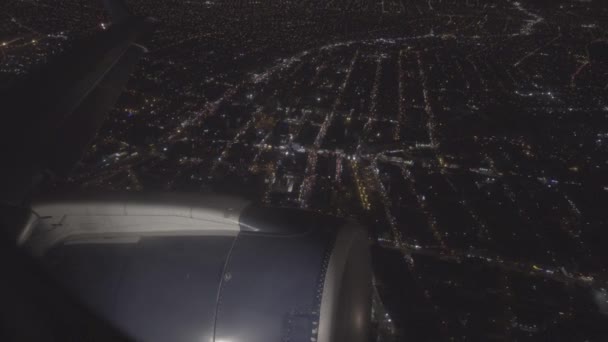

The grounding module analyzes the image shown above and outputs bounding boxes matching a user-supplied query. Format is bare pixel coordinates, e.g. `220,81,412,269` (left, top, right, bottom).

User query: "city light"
3,0,608,340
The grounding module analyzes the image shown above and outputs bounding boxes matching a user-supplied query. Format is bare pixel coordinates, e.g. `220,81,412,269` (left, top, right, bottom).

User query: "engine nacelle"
22,194,372,342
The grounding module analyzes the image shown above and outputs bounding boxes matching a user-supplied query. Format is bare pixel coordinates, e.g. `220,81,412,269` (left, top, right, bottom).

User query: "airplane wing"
0,0,157,205
0,2,156,340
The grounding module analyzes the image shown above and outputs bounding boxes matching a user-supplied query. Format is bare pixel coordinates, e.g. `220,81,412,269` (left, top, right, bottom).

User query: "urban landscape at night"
2,0,608,340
